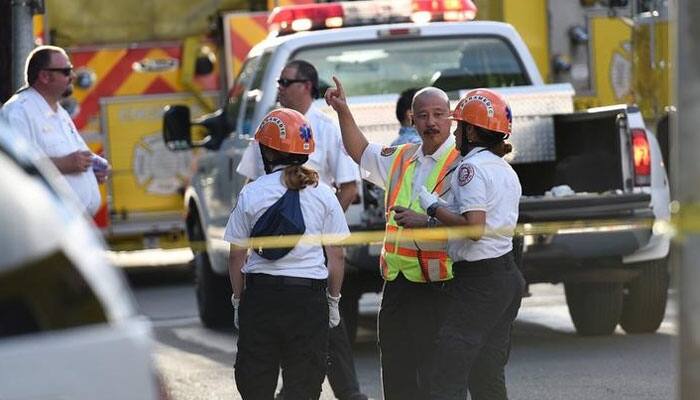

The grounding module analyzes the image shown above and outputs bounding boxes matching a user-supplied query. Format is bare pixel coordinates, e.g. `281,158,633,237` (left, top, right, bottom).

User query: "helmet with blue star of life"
255,108,315,155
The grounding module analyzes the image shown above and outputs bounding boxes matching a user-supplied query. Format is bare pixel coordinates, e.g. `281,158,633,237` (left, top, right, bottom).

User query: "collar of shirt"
410,134,455,164
305,103,323,121
26,87,59,118
463,146,488,160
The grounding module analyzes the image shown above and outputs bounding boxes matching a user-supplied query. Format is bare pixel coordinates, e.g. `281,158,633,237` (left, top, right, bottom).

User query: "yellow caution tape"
106,201,700,252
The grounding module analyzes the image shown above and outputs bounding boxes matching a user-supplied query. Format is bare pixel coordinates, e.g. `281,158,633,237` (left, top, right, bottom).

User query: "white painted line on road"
172,326,237,354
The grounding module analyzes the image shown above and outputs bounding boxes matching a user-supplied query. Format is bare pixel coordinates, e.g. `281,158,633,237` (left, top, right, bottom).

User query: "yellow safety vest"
380,143,460,283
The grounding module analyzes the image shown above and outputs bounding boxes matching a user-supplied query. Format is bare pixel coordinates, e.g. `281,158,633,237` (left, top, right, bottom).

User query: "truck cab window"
225,56,261,135
240,51,272,136
293,36,529,96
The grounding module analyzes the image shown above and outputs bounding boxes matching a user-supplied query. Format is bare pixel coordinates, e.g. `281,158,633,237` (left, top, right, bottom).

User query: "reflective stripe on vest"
380,144,460,283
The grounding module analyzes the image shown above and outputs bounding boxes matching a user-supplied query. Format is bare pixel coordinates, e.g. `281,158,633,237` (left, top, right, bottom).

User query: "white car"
0,119,167,400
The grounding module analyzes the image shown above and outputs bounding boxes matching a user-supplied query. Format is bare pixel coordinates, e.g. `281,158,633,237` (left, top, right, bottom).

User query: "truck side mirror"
163,105,193,151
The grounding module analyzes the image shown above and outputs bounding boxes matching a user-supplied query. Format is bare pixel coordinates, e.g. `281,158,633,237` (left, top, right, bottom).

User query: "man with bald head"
325,79,460,400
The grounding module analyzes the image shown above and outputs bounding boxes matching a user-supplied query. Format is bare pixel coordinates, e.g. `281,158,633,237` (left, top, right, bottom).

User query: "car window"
240,51,273,136
0,250,108,338
225,56,260,134
293,36,530,96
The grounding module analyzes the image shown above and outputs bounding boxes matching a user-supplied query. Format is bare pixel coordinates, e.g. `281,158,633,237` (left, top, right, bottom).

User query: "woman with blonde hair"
224,108,349,399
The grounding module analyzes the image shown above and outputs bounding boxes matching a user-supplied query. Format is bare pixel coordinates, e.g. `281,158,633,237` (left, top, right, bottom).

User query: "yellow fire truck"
480,0,671,122
35,0,311,252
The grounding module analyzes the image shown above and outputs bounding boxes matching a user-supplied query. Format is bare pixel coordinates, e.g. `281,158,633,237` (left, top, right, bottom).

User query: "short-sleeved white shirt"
447,147,522,262
360,135,456,203
223,170,350,279
236,105,360,187
1,88,101,216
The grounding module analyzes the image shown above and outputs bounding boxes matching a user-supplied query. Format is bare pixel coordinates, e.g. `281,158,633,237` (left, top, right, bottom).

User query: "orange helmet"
451,89,512,137
255,108,314,155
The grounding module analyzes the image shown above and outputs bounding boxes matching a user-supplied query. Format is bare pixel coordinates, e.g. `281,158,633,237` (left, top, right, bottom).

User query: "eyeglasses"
277,78,308,87
43,67,73,76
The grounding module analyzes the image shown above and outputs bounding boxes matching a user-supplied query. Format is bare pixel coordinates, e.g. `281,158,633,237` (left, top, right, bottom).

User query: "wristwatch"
426,202,440,218
427,216,438,228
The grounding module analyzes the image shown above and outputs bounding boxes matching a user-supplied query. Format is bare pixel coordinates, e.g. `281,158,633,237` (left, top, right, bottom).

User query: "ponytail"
283,165,319,190
474,126,513,158
490,141,513,158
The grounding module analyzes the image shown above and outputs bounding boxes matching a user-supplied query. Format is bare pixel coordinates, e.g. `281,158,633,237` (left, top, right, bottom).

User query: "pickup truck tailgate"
519,192,653,222
519,192,654,262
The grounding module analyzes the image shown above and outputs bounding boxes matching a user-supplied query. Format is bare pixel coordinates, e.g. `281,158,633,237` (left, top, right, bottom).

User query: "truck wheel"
620,259,669,334
565,282,623,336
194,252,234,329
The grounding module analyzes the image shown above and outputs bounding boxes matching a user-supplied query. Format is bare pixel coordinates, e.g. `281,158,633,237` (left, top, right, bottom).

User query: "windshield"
293,36,530,96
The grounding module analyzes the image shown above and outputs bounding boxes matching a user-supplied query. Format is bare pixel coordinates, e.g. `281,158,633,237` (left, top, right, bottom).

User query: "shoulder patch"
458,163,476,186
380,146,398,157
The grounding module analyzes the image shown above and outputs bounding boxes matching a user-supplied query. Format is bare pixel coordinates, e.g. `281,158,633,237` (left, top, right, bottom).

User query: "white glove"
327,290,341,328
419,186,440,211
231,295,240,329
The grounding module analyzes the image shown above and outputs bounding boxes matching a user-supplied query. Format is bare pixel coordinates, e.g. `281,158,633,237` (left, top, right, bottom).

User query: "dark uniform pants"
378,273,450,400
327,318,365,399
235,275,329,400
430,252,525,400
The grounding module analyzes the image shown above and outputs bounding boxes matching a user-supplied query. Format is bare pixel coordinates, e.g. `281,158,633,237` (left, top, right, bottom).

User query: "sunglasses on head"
277,78,308,87
43,67,73,76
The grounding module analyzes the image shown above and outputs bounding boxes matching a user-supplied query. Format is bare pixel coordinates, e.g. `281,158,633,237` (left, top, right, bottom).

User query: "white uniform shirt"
447,147,522,262
361,135,456,203
223,170,350,279
1,88,101,215
237,104,360,187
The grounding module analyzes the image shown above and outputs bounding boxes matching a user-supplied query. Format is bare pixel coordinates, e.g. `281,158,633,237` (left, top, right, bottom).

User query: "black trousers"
430,252,525,400
378,273,450,400
327,318,365,399
277,318,364,400
235,277,329,400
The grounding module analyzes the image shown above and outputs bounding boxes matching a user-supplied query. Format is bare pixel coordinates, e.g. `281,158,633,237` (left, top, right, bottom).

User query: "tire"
194,252,234,329
620,259,669,334
565,282,623,336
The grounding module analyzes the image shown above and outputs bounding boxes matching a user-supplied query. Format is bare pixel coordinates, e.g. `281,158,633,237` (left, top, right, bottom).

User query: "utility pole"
0,0,13,103
10,0,43,92
677,0,700,398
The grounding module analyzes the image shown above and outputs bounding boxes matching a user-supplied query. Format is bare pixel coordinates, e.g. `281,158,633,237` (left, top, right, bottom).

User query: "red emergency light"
411,0,477,23
268,0,477,36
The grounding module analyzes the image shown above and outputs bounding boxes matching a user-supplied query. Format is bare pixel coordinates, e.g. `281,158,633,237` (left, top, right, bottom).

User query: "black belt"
246,273,326,289
452,252,514,277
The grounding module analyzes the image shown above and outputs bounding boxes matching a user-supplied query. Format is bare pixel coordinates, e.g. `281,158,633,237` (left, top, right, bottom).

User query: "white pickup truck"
163,3,670,339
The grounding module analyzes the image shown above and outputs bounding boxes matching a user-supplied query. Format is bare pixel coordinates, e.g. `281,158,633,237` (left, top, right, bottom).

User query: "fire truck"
480,0,672,164
33,0,308,253
164,0,671,340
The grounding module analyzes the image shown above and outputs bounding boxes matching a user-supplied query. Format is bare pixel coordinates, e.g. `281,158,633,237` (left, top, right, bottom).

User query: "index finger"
332,76,345,96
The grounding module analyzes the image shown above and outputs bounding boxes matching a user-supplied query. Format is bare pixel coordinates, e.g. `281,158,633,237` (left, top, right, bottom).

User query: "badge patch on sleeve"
458,164,475,186
380,146,398,157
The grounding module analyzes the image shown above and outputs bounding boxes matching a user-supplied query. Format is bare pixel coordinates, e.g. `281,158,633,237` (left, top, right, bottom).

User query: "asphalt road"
128,267,676,400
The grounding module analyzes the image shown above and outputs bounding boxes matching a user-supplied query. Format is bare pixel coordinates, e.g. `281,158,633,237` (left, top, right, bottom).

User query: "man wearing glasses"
236,60,367,400
1,45,108,216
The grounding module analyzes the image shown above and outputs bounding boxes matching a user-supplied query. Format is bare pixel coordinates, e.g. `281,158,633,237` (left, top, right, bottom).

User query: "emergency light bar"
268,0,477,36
